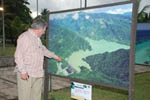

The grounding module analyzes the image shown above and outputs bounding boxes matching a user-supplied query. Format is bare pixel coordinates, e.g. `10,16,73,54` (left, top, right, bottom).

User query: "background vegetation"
0,0,32,46
137,0,150,23
41,72,150,100
0,0,49,56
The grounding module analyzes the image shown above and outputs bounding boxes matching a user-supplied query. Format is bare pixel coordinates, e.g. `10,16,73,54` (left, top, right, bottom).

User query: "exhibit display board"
48,3,133,88
135,0,150,66
71,82,92,100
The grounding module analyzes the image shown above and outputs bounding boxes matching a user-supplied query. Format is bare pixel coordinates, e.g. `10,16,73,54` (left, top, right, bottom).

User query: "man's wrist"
21,72,27,74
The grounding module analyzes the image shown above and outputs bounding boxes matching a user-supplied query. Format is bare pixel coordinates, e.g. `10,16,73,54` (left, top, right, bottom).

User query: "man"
14,17,62,100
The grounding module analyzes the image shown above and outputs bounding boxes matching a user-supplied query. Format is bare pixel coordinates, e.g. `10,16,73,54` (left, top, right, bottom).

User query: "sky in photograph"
138,0,150,13
27,0,129,18
50,3,132,20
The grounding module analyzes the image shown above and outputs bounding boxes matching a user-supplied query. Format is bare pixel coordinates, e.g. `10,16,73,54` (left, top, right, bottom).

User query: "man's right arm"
14,35,29,75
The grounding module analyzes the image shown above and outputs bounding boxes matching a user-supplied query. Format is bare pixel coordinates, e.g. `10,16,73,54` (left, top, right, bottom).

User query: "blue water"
136,30,150,44
135,30,150,66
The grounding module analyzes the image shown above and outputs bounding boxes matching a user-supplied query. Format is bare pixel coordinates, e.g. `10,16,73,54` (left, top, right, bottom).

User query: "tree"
40,8,50,42
137,0,150,23
3,0,32,24
41,8,49,20
137,5,150,23
0,0,32,45
11,16,29,46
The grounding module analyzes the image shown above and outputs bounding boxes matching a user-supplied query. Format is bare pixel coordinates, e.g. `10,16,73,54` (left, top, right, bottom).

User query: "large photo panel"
48,3,133,88
135,0,150,65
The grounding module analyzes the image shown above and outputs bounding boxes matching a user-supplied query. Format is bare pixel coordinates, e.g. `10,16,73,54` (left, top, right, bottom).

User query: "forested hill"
84,49,129,87
50,12,132,45
49,23,92,58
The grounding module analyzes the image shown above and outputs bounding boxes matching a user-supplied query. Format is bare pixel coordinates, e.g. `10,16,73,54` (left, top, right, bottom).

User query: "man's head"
31,17,48,37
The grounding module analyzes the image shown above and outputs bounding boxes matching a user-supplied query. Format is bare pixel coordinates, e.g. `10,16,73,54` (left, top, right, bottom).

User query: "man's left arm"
42,45,62,61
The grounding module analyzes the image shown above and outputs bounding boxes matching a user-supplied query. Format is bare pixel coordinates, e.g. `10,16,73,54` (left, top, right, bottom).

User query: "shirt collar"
28,29,38,38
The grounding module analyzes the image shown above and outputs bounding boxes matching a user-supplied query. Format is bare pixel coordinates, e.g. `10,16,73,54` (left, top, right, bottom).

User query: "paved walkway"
0,65,150,100
135,65,150,73
0,67,17,100
0,67,70,100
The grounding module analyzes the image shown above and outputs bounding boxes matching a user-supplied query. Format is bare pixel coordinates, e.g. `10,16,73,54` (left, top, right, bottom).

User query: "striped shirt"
14,29,57,77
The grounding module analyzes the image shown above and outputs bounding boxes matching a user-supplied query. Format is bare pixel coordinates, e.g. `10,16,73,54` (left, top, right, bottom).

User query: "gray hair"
31,17,48,29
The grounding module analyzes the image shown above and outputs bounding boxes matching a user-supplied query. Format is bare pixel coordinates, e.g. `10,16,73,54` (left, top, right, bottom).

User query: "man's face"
37,27,46,37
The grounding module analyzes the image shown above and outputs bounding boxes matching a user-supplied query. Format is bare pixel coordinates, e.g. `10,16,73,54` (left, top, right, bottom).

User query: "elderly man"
14,17,62,100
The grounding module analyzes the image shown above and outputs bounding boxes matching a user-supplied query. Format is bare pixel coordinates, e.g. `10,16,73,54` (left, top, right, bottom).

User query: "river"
67,38,130,72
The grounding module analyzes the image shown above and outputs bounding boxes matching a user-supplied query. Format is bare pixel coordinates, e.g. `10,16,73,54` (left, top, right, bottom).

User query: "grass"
134,72,150,100
42,72,150,100
45,87,128,100
0,39,45,56
0,43,16,56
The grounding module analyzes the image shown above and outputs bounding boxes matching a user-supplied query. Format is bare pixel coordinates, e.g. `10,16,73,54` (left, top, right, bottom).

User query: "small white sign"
71,81,92,100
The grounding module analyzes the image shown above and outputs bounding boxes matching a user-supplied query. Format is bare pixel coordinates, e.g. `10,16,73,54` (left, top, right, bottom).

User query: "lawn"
43,72,150,100
0,40,46,56
134,72,150,100
0,43,16,56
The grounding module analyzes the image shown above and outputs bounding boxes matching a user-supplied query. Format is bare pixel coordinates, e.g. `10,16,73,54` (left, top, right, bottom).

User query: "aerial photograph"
48,4,133,88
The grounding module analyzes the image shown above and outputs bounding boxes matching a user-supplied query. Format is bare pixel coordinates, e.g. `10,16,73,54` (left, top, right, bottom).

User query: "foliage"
10,16,29,45
0,0,32,46
52,12,131,45
49,23,91,58
0,43,16,56
48,23,92,74
137,1,150,23
137,5,150,23
39,8,50,41
41,8,49,21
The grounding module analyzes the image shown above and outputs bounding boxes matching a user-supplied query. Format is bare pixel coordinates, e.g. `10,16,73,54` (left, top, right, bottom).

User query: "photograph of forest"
135,0,150,65
48,4,133,88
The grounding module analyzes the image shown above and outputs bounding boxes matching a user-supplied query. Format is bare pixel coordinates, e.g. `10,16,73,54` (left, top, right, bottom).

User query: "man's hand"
55,56,62,62
21,73,29,80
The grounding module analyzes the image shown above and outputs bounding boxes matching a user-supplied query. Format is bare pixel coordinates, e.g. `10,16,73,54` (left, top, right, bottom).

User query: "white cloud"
106,8,132,14
85,15,90,19
50,11,79,20
31,11,37,18
83,9,96,13
72,13,79,20
87,0,127,6
27,0,80,14
30,10,41,18
27,0,131,18
50,13,67,19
